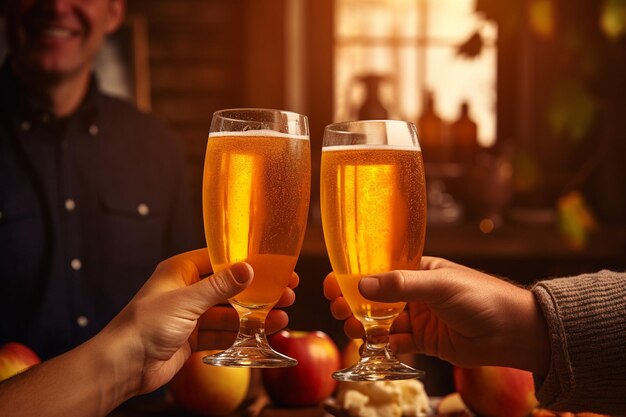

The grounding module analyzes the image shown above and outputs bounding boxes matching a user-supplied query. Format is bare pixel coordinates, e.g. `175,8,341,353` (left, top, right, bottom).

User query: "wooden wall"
126,0,247,222
125,0,334,235
127,0,246,144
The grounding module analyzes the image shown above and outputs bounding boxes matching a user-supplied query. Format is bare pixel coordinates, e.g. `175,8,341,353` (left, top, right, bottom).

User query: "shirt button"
88,124,99,136
76,316,89,328
137,203,150,216
71,258,82,271
20,121,31,131
65,199,76,211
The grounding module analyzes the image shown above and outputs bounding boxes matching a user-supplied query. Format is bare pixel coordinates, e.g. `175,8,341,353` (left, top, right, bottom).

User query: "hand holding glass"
321,120,427,381
202,108,310,367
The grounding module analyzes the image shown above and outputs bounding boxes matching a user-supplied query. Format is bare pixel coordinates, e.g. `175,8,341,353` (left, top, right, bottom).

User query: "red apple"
0,342,41,382
169,350,251,416
454,366,538,417
262,330,341,407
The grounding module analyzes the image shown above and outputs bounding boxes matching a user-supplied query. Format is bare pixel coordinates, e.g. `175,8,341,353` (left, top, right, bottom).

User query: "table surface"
110,402,328,417
110,399,449,417
109,391,447,417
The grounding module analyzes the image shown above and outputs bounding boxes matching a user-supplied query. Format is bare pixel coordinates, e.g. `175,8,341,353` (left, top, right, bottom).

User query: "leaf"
600,0,626,39
457,31,484,59
546,79,598,143
557,191,598,250
529,0,555,38
512,150,541,192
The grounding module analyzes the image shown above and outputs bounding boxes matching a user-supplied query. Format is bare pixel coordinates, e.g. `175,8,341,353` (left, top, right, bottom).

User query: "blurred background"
2,0,624,395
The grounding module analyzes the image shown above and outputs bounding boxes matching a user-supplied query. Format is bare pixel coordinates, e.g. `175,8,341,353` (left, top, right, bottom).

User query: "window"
334,0,497,147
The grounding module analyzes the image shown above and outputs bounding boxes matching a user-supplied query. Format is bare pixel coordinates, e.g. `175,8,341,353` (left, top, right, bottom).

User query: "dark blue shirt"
0,61,201,360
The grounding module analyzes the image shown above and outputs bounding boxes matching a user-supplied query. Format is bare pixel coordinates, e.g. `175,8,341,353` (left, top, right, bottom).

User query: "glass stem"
362,323,394,361
233,309,270,348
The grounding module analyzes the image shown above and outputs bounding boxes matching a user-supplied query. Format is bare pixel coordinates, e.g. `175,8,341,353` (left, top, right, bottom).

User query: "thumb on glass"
182,262,253,312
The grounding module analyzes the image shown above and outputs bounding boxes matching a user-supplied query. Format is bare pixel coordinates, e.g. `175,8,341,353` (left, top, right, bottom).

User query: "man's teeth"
42,28,72,38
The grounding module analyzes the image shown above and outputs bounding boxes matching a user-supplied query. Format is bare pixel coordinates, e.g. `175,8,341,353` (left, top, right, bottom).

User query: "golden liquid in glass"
321,145,426,323
203,132,310,309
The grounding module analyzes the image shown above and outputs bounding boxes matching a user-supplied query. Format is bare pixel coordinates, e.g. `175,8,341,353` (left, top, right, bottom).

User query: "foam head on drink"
203,130,310,310
320,144,426,327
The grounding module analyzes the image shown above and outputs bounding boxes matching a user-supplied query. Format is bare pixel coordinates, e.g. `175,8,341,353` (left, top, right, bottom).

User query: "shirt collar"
0,57,101,131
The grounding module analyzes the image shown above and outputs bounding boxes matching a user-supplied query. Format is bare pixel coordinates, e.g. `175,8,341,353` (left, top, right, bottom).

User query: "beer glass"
321,120,427,381
202,109,310,367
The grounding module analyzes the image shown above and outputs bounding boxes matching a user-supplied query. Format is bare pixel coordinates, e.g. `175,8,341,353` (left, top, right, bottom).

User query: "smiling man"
6,0,125,116
0,0,201,360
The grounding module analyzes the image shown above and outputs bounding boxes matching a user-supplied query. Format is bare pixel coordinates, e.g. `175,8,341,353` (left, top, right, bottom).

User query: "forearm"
0,329,140,417
532,271,626,415
499,287,550,375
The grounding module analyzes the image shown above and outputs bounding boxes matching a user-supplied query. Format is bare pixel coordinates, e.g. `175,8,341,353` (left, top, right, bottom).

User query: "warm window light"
334,0,497,147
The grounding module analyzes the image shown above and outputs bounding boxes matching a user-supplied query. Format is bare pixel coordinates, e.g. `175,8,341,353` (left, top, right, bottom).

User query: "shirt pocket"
0,186,44,307
98,189,167,268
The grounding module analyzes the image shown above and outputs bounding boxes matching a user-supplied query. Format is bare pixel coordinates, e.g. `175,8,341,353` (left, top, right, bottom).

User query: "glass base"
332,356,424,381
202,346,297,368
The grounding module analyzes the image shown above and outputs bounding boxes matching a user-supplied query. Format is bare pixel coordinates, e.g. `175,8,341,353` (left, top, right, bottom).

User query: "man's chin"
14,56,87,84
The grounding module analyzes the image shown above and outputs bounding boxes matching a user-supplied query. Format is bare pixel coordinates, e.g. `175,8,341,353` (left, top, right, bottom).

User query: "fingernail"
359,277,380,296
230,262,252,283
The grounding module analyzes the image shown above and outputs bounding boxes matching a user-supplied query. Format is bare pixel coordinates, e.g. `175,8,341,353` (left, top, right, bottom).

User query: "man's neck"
13,62,91,119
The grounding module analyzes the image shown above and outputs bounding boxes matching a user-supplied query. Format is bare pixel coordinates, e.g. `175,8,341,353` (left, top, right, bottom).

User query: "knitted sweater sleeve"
531,271,626,415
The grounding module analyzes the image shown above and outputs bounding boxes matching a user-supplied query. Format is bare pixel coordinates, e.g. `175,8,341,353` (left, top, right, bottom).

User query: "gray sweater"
532,270,626,415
